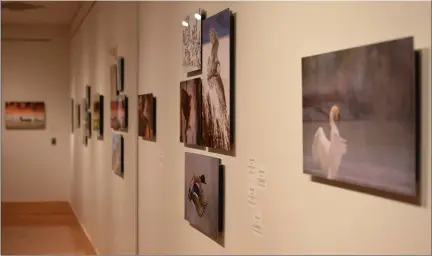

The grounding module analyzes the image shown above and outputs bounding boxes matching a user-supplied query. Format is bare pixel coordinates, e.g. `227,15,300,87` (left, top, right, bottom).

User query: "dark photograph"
180,78,202,145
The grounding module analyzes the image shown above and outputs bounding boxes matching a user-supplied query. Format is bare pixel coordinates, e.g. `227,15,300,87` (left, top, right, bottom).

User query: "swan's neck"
329,108,337,130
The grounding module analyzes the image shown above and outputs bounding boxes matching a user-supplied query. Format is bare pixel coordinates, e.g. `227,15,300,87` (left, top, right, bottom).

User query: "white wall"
1,24,71,202
69,2,138,255
138,1,431,255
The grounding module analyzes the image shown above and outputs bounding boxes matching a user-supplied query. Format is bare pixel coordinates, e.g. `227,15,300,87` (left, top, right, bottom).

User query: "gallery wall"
69,2,138,254
2,24,71,202
70,1,431,255
137,1,431,255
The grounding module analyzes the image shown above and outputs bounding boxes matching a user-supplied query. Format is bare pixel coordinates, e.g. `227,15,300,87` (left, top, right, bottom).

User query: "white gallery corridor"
1,1,431,255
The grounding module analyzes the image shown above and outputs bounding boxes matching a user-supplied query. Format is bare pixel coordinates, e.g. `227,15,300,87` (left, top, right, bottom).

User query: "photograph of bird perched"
302,37,417,197
201,8,233,152
180,78,202,145
184,152,222,243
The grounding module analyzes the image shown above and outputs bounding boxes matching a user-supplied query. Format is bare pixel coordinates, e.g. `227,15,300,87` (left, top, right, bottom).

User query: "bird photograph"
302,37,417,196
180,78,201,145
201,9,232,151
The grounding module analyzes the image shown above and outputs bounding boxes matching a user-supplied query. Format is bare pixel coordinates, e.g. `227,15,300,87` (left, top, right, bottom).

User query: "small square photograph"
138,93,156,141
180,78,202,145
185,152,223,243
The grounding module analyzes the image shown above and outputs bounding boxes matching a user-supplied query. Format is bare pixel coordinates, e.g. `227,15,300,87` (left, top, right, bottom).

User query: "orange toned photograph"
5,102,46,129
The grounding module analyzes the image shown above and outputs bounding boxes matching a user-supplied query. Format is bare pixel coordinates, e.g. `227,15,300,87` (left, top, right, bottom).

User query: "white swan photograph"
302,37,417,197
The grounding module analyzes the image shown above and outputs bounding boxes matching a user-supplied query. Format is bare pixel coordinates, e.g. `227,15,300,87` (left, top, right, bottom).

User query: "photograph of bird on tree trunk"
184,152,223,243
202,8,233,152
302,37,418,197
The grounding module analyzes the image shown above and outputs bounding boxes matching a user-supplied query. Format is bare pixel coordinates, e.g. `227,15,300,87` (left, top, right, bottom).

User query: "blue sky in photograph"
202,8,231,44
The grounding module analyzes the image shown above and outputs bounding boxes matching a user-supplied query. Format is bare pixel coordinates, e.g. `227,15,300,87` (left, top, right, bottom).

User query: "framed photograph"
302,37,417,197
185,152,224,244
93,94,104,140
138,93,156,141
117,57,124,92
182,9,204,73
117,94,128,132
5,102,46,130
180,78,202,145
112,134,124,177
202,8,233,151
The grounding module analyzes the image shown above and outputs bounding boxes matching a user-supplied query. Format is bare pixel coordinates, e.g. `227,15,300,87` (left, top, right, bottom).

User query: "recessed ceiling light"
194,13,201,20
182,21,189,27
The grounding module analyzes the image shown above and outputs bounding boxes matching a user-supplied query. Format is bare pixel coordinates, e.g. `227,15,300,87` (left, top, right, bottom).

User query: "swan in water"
312,105,347,179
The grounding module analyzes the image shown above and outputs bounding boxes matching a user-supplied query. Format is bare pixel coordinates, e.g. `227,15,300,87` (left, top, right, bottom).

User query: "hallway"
1,202,96,255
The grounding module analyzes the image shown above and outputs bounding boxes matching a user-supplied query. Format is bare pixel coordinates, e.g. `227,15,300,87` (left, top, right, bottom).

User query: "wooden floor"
1,201,96,255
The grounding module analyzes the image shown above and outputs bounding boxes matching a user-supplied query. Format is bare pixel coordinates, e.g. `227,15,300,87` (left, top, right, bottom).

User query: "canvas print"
185,152,223,242
302,37,417,196
138,93,156,140
85,111,91,138
111,64,120,130
86,85,91,109
93,94,104,139
202,8,232,151
117,57,124,92
117,94,128,132
5,102,46,129
112,134,124,176
182,9,203,73
77,104,81,128
180,78,202,145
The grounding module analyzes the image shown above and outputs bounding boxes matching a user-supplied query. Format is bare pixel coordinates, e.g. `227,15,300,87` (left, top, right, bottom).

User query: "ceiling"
1,1,83,25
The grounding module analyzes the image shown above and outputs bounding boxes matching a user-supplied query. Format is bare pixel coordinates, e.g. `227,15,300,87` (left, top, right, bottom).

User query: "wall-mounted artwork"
117,94,128,132
117,57,124,92
93,94,104,140
138,93,156,141
111,63,120,131
302,37,417,197
111,101,120,131
85,111,92,139
71,99,74,133
86,85,91,110
182,9,204,73
77,104,81,128
185,152,223,244
180,78,202,145
112,134,124,177
202,8,233,152
5,102,46,130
